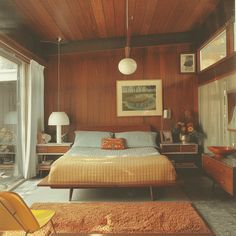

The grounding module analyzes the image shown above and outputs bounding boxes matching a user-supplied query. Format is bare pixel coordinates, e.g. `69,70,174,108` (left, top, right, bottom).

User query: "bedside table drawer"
36,144,71,154
161,145,180,153
46,146,70,153
36,146,48,153
180,144,198,153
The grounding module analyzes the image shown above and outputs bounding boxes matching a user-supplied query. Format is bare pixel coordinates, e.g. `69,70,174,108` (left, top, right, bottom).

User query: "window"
200,30,227,71
0,53,22,190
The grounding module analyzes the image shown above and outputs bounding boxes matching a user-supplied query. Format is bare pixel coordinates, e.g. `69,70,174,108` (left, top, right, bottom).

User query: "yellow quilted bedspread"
48,154,176,185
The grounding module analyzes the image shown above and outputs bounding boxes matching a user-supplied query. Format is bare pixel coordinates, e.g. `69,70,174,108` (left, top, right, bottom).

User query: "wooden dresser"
202,154,236,196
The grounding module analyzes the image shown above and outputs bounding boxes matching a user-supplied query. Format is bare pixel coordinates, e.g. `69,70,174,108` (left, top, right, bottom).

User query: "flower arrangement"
172,110,204,145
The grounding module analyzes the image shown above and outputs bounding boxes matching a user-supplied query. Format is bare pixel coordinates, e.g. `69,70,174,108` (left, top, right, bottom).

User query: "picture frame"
180,53,196,73
116,80,163,117
160,130,173,143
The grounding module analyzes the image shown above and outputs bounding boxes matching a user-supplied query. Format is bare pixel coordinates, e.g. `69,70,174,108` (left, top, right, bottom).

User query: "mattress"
48,147,176,185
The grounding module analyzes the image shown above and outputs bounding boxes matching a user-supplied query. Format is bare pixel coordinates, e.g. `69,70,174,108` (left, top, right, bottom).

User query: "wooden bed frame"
38,124,176,201
38,176,175,201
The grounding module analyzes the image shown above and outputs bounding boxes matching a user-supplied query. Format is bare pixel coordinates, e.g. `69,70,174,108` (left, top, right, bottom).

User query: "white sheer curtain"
198,73,236,151
24,60,44,178
225,74,236,146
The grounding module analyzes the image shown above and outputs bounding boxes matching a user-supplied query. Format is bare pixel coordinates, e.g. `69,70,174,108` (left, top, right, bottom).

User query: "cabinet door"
203,156,233,195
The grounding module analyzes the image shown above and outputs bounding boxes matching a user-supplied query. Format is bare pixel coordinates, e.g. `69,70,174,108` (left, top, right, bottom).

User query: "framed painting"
160,130,173,143
116,80,163,117
180,53,196,73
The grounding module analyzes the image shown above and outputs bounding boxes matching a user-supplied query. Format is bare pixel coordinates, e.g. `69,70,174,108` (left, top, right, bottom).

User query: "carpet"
2,202,213,235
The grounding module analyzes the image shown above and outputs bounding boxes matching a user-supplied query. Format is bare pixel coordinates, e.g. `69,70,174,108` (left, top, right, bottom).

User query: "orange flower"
187,126,194,133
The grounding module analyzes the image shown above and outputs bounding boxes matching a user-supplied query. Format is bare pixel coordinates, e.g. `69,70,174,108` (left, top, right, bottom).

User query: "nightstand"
160,143,200,168
202,153,236,196
36,143,72,175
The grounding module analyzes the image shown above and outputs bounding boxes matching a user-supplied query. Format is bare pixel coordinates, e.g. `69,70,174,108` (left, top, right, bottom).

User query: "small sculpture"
37,132,51,144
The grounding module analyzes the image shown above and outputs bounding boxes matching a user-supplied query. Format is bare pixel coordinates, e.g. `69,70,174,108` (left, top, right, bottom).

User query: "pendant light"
118,0,137,75
48,37,70,143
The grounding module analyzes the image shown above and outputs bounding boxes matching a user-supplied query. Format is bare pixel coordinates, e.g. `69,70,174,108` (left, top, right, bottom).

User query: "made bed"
38,125,176,201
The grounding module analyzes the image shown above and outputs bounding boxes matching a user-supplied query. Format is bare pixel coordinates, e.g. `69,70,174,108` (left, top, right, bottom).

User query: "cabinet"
160,143,200,168
36,143,72,175
202,154,236,196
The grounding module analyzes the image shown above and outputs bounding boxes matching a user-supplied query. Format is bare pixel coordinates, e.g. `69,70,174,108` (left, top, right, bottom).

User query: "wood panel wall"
44,44,198,141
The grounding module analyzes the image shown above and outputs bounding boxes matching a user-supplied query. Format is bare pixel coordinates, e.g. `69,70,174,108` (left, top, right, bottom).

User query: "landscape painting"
116,80,163,117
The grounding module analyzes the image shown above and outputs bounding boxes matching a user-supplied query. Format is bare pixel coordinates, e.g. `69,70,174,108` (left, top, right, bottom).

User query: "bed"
38,125,176,201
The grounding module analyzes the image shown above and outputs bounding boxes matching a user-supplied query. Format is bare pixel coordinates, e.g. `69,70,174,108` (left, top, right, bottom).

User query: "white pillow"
73,131,113,148
115,131,157,148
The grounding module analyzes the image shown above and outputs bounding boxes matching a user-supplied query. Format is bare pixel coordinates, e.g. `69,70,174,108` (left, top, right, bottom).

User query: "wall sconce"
163,109,171,119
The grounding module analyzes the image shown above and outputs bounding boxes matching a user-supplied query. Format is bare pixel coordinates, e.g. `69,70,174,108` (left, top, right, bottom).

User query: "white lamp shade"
4,111,17,124
48,112,69,126
118,58,137,75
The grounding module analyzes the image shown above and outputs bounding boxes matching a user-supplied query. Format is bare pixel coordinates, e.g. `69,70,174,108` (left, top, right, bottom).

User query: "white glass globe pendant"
118,45,137,75
118,57,137,75
118,0,137,75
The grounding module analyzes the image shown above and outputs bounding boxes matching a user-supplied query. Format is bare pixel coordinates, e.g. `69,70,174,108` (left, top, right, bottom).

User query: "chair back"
0,192,39,232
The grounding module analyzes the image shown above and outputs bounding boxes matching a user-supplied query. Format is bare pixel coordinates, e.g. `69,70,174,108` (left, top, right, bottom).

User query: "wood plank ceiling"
0,0,225,56
7,0,220,41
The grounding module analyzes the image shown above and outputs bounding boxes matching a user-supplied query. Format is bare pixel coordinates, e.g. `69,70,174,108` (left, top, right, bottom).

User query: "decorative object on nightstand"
48,37,70,143
36,142,72,175
37,131,51,144
160,130,173,143
172,110,204,145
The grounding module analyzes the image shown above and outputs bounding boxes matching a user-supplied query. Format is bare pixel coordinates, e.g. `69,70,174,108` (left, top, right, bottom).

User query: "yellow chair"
0,191,56,235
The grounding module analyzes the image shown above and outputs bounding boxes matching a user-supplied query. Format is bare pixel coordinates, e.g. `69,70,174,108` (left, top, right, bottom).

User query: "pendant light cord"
57,37,61,111
125,0,131,57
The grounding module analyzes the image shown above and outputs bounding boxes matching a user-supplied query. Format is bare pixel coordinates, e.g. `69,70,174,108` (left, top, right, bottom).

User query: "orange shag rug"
2,202,213,235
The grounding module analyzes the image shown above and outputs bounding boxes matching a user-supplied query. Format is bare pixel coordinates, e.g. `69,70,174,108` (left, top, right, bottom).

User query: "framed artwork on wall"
160,130,173,143
116,80,163,117
180,53,196,73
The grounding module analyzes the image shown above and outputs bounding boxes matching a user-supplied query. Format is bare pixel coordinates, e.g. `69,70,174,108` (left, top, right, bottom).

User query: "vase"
179,134,189,144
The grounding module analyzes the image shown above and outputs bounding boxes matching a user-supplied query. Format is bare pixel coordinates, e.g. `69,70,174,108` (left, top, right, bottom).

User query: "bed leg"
149,186,154,201
69,188,74,201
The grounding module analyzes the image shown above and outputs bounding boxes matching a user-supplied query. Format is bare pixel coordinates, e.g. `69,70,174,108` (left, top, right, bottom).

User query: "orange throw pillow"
101,138,126,150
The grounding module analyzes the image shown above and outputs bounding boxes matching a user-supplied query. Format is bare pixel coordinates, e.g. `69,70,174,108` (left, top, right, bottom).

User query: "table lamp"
48,112,69,143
